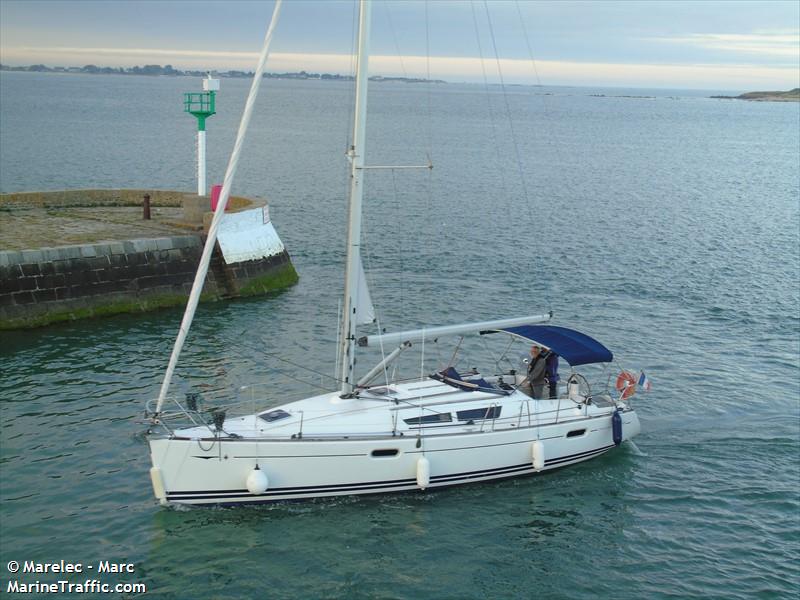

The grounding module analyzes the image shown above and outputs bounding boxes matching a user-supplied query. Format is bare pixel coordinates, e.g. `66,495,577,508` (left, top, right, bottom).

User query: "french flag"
638,371,652,392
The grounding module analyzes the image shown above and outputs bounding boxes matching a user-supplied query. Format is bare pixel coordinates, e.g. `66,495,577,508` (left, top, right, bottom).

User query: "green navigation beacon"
184,74,220,196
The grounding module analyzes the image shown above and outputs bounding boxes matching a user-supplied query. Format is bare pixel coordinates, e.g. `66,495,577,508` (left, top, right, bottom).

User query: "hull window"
456,406,502,421
371,449,400,457
403,413,452,425
566,429,586,438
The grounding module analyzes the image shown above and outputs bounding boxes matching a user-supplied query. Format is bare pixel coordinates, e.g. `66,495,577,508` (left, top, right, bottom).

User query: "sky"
1,0,798,90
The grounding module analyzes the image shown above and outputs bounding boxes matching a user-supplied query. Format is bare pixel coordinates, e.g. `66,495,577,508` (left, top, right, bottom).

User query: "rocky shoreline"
711,88,799,102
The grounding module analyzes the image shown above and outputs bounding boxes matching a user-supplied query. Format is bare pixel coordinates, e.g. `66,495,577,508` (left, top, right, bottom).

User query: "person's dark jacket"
528,354,546,384
544,351,559,383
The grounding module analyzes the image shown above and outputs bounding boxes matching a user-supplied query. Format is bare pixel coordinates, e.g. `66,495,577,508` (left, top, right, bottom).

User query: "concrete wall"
0,235,297,329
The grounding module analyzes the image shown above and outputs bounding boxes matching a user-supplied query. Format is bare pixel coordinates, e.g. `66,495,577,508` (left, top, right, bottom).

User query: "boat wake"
626,440,648,457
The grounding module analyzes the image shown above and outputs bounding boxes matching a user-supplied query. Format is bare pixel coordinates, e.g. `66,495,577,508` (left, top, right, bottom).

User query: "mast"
338,0,372,396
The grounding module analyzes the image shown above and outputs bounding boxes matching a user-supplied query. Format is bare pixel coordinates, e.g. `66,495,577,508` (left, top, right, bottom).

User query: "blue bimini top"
487,325,613,366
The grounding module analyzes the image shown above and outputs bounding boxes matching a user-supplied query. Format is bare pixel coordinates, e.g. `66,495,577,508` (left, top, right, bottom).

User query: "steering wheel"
567,373,591,403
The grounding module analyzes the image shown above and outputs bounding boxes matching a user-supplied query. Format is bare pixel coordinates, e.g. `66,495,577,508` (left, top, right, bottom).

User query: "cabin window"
566,429,586,438
259,409,291,423
403,413,452,425
371,449,399,457
456,406,502,421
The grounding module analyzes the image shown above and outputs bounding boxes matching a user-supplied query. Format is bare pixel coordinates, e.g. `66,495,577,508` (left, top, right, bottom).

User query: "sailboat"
145,0,641,506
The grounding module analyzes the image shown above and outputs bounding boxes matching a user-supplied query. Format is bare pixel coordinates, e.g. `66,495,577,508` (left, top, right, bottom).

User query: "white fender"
532,440,545,471
149,466,168,505
246,466,269,495
416,456,430,489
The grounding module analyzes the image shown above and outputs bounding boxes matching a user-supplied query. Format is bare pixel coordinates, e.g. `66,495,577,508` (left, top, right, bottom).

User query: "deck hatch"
366,386,395,396
259,409,291,423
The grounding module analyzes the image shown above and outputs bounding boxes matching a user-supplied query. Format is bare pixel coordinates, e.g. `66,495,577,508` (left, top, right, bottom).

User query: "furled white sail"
355,257,375,325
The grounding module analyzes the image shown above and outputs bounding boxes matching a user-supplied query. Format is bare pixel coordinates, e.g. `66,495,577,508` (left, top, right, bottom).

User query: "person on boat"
527,345,547,399
544,349,559,399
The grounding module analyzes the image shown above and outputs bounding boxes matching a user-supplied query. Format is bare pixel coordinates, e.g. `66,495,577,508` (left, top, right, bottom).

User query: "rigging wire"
334,298,342,382
513,0,564,309
423,0,439,332
447,336,464,370
264,352,344,391
481,0,535,228
479,333,503,373
469,1,513,221
482,0,554,311
360,207,391,389
513,0,566,171
432,338,442,371
343,0,360,153
357,3,405,386
384,2,411,80
498,336,520,372
363,0,432,371
419,329,430,385
424,0,434,163
417,328,426,451
389,168,407,326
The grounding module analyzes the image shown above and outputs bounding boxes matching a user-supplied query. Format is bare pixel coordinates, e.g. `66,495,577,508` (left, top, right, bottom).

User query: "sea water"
1,72,798,599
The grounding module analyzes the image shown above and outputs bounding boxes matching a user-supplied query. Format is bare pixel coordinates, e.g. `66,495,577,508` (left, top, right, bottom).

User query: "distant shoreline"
710,88,799,102
0,63,445,84
3,64,796,97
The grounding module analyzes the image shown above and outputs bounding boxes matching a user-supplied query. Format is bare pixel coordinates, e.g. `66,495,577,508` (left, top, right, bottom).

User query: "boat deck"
165,376,618,441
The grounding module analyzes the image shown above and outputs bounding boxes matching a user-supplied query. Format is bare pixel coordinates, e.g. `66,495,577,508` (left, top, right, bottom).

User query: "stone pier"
0,189,298,329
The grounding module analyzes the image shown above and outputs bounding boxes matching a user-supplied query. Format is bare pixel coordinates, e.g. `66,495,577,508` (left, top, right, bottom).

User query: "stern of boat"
147,436,172,505
621,406,641,441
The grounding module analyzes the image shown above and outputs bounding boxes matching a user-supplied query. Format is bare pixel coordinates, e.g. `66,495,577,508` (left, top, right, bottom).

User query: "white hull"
148,388,641,506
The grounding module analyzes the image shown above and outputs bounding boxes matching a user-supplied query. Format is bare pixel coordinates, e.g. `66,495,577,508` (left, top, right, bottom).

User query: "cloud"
652,31,800,59
1,46,260,65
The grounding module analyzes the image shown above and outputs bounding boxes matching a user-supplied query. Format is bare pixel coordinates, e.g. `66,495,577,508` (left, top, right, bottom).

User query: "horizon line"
1,52,798,91
4,64,799,95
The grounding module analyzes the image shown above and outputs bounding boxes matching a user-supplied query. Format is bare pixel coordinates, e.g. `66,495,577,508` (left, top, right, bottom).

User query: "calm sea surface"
1,72,799,599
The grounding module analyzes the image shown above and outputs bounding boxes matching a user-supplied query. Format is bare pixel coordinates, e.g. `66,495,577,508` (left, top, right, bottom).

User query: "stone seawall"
0,188,298,329
0,235,297,329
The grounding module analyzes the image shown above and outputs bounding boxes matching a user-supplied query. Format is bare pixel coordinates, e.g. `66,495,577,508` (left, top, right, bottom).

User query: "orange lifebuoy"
616,370,637,399
615,371,636,391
